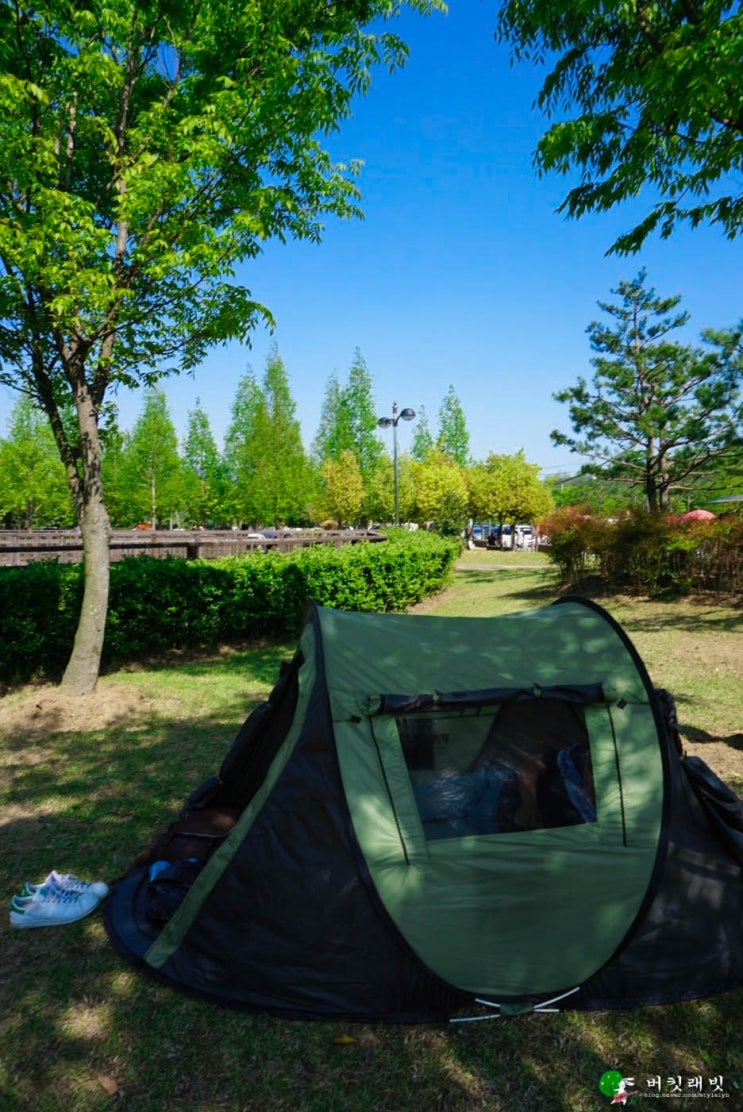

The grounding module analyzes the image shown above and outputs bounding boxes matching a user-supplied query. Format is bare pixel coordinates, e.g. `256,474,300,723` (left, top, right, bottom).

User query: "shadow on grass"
680,726,743,751
455,566,559,605
108,639,294,682
3,696,742,1111
618,610,743,636
555,582,743,635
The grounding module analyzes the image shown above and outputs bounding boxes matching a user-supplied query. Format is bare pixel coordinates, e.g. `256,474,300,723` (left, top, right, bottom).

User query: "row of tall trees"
1,346,549,532
5,271,739,531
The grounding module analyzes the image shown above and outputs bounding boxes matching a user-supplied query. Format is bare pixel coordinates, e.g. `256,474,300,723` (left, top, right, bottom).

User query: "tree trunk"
645,461,659,512
59,388,112,696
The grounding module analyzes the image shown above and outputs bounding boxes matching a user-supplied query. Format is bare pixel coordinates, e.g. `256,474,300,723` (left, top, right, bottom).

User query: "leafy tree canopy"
549,472,640,517
0,0,442,691
469,449,553,526
496,0,743,253
321,448,365,527
410,450,469,534
0,395,73,526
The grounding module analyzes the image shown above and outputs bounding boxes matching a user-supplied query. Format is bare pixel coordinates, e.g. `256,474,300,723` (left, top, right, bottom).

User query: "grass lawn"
1,552,741,1111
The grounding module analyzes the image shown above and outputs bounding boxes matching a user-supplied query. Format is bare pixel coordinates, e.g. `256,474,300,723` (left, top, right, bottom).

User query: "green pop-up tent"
105,597,743,1021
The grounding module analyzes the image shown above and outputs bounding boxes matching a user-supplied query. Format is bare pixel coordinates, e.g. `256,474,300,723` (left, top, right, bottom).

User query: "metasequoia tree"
313,349,384,482
181,400,225,528
436,385,470,466
0,395,73,526
410,404,434,461
119,386,182,527
0,0,439,692
224,352,311,527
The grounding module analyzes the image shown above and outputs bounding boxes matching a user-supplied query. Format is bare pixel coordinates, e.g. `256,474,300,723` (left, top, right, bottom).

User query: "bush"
543,506,743,598
0,533,459,685
539,507,601,585
0,562,83,684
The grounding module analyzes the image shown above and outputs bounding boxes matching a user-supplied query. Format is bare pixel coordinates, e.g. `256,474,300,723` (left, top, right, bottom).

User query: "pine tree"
552,271,743,510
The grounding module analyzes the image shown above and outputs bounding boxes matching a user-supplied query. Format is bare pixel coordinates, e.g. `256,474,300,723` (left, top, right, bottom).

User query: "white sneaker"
24,870,109,900
10,884,101,928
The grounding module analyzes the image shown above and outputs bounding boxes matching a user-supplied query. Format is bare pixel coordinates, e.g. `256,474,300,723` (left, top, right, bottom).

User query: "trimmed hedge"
542,507,743,598
0,533,459,685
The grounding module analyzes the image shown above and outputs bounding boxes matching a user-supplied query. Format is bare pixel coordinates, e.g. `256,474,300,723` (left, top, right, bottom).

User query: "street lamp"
378,401,415,527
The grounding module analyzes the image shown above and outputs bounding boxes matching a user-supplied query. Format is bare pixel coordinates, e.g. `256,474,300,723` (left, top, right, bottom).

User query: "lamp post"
378,401,415,527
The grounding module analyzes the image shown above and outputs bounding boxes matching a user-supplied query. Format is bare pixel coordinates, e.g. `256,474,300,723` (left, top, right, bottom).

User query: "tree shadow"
619,610,743,636
558,584,743,635
106,638,293,682
681,724,743,747
3,650,741,1111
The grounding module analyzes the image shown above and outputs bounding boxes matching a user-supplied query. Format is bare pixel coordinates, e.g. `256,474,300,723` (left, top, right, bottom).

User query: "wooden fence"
0,528,386,567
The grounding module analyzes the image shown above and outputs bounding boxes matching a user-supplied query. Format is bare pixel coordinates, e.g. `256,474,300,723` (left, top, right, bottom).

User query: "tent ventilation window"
395,694,598,841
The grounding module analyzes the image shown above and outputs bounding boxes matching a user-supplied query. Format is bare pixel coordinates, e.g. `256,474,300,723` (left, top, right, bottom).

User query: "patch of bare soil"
0,683,153,741
681,735,743,787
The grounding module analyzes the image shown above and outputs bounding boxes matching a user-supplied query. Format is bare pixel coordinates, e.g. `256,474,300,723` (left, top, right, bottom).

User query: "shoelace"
35,884,87,905
49,873,89,893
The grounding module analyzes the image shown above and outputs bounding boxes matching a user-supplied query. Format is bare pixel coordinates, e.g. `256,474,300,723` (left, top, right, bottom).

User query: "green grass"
1,554,741,1111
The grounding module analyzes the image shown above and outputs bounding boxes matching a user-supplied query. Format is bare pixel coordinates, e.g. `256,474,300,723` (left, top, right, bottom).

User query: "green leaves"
550,271,743,509
223,349,313,528
0,534,459,682
0,0,440,392
436,385,471,467
0,0,445,687
0,396,75,527
469,449,553,526
496,0,743,252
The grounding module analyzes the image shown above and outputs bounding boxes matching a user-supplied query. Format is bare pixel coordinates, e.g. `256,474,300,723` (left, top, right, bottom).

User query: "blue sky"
1,4,740,477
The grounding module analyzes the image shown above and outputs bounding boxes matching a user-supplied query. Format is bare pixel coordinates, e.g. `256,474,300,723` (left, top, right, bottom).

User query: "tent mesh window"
397,698,597,841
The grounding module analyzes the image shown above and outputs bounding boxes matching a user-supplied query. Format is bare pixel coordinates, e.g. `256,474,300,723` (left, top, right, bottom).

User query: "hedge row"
543,507,743,598
0,532,459,685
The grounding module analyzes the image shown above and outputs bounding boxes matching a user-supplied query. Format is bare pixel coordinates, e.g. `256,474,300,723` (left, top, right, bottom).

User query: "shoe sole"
10,902,101,928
